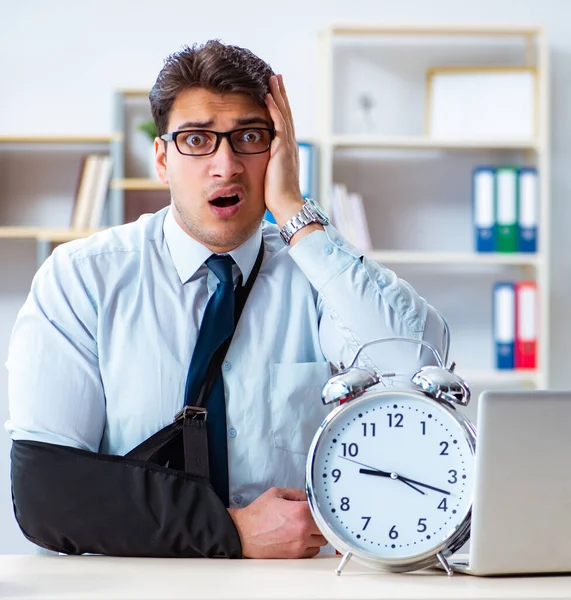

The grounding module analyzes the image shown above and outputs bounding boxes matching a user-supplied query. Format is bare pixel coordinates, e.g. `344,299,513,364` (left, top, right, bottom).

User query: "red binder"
515,281,537,369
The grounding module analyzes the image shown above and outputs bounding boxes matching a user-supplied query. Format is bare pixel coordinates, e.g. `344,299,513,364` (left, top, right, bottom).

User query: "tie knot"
206,254,234,283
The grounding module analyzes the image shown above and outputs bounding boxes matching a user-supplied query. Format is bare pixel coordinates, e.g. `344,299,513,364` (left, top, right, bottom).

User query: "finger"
278,74,295,136
308,534,329,547
265,91,286,138
278,487,307,502
306,519,325,536
300,546,321,558
268,75,294,142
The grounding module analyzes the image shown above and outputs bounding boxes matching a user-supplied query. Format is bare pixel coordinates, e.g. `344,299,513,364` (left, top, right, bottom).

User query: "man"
6,40,448,559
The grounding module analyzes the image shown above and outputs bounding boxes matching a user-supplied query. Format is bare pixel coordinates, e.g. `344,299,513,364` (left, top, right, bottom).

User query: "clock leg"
436,552,453,576
335,551,353,576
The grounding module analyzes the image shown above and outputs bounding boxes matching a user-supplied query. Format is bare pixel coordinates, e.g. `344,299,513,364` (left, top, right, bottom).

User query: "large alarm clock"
306,337,476,576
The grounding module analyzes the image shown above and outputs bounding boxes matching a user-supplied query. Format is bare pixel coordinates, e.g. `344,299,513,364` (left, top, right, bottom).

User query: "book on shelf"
495,166,518,253
493,282,515,370
492,280,538,370
473,166,538,253
515,281,538,369
88,155,113,228
473,166,495,252
71,154,113,230
330,183,371,251
518,167,538,253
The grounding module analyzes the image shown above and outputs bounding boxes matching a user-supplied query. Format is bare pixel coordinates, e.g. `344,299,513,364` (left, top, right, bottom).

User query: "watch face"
307,390,475,563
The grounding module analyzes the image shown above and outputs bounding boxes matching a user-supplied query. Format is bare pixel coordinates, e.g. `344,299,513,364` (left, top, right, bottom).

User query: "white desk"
1,555,571,600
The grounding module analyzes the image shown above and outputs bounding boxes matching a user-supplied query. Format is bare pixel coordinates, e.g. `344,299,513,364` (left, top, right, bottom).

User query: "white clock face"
308,390,474,560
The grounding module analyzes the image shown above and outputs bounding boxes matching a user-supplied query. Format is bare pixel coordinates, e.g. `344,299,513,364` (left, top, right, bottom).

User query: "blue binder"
264,210,276,224
472,166,495,252
518,167,538,253
264,142,315,224
493,282,515,370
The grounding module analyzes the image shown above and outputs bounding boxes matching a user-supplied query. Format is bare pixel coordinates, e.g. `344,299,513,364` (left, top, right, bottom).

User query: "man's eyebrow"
175,117,271,130
176,120,214,130
234,117,272,127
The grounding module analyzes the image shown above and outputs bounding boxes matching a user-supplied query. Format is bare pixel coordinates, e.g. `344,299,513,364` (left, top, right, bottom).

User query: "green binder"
494,166,519,253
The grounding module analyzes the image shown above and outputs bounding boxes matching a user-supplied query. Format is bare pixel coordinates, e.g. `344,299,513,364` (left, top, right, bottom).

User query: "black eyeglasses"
160,127,275,156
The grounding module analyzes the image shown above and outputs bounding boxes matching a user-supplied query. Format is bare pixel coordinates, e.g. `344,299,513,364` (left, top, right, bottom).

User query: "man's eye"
184,133,208,147
242,130,263,143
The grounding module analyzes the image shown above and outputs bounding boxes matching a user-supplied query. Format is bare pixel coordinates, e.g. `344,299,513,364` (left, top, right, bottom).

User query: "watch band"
280,199,329,245
280,204,316,245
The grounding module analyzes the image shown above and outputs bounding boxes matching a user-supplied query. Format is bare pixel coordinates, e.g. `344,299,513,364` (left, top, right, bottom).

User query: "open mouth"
210,194,240,208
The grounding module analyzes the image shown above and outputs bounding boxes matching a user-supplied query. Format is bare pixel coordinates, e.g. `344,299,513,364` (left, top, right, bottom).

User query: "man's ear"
155,138,169,184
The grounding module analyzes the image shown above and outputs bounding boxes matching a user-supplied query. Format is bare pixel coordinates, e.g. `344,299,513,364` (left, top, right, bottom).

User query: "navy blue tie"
184,254,235,506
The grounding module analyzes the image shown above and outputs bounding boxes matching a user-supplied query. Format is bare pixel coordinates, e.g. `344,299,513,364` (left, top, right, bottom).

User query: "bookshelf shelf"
0,227,99,242
366,251,540,266
329,24,543,37
110,178,168,191
0,134,121,144
330,135,539,151
462,369,542,386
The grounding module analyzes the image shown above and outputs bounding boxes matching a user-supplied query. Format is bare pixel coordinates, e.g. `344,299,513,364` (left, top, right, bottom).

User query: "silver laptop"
449,389,571,576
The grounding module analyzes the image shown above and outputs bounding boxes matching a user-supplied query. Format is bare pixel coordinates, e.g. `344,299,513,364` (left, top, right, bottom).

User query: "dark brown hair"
149,40,275,136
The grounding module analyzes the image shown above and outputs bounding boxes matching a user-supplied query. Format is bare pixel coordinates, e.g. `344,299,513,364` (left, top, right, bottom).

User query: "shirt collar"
163,206,263,285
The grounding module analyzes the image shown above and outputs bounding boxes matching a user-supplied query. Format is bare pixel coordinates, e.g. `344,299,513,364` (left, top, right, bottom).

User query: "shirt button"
228,428,237,438
377,277,386,288
335,238,344,247
325,245,333,255
232,494,243,505
223,361,231,371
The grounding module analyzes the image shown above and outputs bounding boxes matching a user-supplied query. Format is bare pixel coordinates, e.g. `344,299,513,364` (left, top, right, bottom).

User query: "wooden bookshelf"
0,227,100,242
328,24,543,37
0,134,121,144
366,251,540,266
462,368,542,387
110,178,168,191
331,135,539,151
320,24,550,390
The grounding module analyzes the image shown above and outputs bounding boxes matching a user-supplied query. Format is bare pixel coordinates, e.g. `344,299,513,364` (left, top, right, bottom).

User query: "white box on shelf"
426,66,537,142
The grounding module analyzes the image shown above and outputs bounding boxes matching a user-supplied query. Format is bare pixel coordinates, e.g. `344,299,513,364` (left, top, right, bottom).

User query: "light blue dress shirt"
5,206,448,508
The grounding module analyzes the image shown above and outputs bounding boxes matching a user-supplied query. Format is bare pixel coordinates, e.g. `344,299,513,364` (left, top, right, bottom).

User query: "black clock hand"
399,479,426,496
360,468,451,496
338,456,425,495
338,455,392,476
399,476,451,496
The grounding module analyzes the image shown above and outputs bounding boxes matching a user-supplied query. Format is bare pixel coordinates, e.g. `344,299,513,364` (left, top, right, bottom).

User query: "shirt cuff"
288,224,362,291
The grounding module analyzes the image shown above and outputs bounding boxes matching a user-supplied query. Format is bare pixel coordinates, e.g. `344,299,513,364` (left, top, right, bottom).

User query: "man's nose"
208,137,244,178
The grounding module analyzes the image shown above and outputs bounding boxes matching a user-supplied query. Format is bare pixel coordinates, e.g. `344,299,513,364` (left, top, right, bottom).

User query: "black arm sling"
10,242,264,558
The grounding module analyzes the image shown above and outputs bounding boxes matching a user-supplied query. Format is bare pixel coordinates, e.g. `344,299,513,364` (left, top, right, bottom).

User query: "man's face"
156,88,271,253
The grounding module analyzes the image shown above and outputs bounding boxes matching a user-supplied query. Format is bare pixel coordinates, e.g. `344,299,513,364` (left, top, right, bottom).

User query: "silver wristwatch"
279,198,330,245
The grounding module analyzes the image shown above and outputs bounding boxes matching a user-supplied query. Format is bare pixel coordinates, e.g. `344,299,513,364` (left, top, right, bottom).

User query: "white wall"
1,0,570,554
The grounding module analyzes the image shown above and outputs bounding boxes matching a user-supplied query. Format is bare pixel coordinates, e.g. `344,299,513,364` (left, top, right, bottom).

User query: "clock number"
389,525,399,540
387,413,404,428
332,468,341,483
362,423,376,437
438,498,448,512
439,441,449,455
417,518,427,533
361,516,371,531
448,469,458,484
340,497,350,511
421,421,426,435
341,443,359,457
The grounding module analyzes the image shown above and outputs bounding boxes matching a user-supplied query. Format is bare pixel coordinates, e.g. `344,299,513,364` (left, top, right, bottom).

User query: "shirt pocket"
270,362,332,456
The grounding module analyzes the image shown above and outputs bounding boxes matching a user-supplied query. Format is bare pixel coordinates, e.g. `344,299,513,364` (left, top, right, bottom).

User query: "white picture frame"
425,66,537,141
